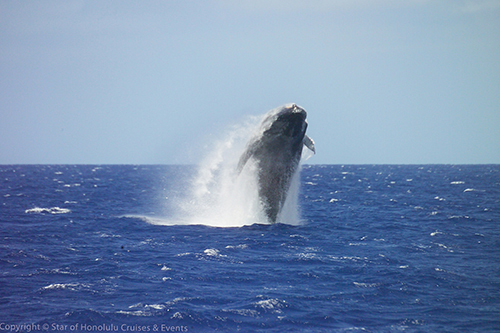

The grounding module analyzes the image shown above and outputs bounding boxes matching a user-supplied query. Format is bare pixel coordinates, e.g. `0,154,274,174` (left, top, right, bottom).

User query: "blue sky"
1,0,499,164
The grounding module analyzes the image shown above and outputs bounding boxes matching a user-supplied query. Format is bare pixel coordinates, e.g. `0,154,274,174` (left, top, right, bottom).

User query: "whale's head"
261,103,308,144
237,103,314,174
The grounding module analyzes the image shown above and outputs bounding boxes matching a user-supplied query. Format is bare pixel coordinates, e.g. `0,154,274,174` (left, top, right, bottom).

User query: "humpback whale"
237,103,315,223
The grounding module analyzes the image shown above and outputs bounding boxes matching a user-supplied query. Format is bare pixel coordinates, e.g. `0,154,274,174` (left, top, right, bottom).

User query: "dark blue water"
1,165,499,332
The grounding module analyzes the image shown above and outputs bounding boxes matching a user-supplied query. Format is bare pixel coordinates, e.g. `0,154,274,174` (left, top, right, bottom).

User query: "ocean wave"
225,244,248,249
463,188,485,193
222,308,259,317
41,283,89,291
116,303,167,316
25,207,71,214
254,298,287,312
353,282,380,288
203,248,226,257
115,310,152,317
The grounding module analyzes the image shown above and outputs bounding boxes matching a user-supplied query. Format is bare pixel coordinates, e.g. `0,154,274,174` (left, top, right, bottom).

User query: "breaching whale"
237,103,315,223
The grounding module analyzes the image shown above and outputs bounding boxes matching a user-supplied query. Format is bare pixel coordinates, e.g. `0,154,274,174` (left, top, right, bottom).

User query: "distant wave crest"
25,207,71,214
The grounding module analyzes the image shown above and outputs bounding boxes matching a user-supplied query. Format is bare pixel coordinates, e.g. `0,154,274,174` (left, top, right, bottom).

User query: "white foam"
254,298,286,311
203,248,226,257
115,310,149,317
42,283,75,290
225,244,248,249
41,282,88,291
463,188,485,193
353,282,380,288
145,304,166,310
144,113,308,228
25,207,71,214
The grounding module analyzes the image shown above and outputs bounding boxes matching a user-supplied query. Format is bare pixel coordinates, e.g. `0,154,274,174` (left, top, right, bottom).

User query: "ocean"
1,164,499,332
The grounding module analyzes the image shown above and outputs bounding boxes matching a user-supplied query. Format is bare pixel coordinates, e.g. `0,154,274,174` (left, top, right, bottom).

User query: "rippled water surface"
1,165,499,332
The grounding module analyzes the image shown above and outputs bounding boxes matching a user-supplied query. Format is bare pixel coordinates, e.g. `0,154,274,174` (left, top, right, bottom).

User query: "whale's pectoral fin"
236,151,251,174
303,135,315,154
236,140,259,174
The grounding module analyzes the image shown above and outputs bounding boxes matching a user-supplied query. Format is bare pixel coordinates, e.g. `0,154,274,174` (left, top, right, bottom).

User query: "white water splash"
25,207,71,214
144,113,308,227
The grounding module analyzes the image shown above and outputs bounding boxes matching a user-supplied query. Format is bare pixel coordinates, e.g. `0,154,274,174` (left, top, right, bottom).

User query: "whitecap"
222,309,259,317
145,304,166,310
225,244,248,249
63,184,81,188
254,298,286,311
464,188,485,193
128,303,166,311
42,283,74,290
449,215,470,219
327,255,368,262
97,232,121,238
436,243,454,252
295,252,318,260
25,207,71,214
41,283,88,291
290,234,308,239
203,248,226,257
115,310,150,317
171,312,183,319
348,242,367,246
353,282,380,288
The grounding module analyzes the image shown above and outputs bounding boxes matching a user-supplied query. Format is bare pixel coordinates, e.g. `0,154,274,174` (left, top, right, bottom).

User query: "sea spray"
177,116,268,227
147,112,307,227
